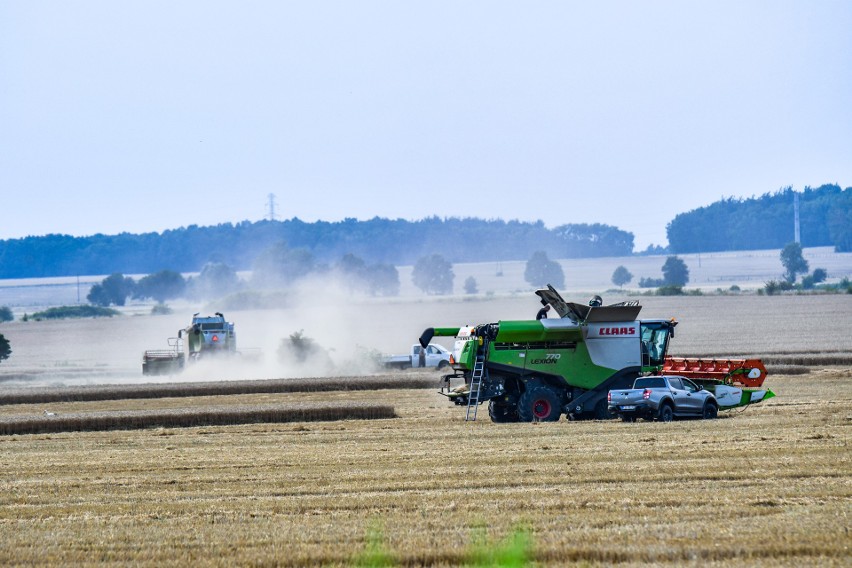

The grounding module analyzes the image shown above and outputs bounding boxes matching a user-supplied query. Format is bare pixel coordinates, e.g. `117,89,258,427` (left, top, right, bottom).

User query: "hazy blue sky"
2,1,850,249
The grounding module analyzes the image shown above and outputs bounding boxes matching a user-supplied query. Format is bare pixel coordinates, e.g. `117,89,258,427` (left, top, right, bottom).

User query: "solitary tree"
611,266,633,289
87,273,136,306
524,251,565,288
463,276,478,295
134,270,186,303
780,242,809,283
191,262,242,299
0,333,10,362
0,306,13,323
412,254,454,295
364,263,400,296
662,256,689,287
252,242,315,288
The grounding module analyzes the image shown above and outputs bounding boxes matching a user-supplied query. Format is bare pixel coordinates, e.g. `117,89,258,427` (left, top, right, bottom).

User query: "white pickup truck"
382,344,451,370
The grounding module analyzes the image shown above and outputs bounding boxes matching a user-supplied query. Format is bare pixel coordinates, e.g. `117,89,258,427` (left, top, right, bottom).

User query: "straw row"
0,401,396,435
0,375,438,405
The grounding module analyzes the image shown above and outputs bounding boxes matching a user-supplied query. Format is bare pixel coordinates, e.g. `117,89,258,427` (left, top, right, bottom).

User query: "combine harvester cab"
426,285,774,422
142,312,237,375
180,312,237,362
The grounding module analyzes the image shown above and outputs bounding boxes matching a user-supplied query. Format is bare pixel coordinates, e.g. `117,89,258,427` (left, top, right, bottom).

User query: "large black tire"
488,401,520,423
437,360,449,370
658,403,674,423
702,401,718,420
518,386,562,422
594,398,615,420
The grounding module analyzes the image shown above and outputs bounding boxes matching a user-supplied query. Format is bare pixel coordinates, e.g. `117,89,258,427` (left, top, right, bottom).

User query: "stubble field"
0,293,850,565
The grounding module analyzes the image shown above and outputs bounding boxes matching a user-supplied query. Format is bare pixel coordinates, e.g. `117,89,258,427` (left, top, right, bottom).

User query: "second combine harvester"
421,285,772,422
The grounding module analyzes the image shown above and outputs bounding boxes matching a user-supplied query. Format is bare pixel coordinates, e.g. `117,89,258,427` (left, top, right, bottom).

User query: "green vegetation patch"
30,305,121,320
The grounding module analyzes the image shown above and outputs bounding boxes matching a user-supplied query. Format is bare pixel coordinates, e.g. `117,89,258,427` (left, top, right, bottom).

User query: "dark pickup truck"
607,375,718,422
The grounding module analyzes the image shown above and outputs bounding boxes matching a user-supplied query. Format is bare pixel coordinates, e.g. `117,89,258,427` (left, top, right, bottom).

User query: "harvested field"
0,371,850,566
0,293,850,565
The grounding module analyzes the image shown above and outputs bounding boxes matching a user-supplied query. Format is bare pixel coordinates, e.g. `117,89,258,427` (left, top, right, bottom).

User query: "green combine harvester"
422,285,773,422
142,312,237,375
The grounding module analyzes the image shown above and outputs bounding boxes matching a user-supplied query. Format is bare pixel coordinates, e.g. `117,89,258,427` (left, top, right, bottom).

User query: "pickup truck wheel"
437,360,449,370
488,401,519,423
702,402,718,420
518,386,561,422
658,403,674,423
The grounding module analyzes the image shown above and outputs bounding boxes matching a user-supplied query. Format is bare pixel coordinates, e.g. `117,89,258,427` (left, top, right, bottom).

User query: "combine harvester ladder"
465,349,488,421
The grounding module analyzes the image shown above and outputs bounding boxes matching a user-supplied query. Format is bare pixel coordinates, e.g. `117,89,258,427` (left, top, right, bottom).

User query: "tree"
87,273,136,306
812,268,827,284
463,276,478,295
0,306,13,323
0,333,9,362
252,242,315,288
662,256,689,287
412,254,454,295
364,263,400,296
780,242,809,283
524,251,565,288
187,262,242,300
134,270,186,303
611,266,633,289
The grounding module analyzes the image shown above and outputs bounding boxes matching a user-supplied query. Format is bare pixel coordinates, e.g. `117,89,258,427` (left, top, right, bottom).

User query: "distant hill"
667,184,852,254
0,217,634,279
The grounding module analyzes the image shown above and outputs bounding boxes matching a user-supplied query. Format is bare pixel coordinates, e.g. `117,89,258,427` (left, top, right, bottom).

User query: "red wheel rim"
533,399,551,419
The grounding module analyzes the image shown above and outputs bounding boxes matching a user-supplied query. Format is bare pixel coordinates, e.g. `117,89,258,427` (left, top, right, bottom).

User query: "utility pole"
794,192,801,244
267,193,278,221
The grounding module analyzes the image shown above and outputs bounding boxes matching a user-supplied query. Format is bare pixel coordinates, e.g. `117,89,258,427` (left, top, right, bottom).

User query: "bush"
764,280,795,296
31,305,121,319
0,333,10,362
151,304,173,316
655,285,684,296
0,306,13,323
638,277,664,288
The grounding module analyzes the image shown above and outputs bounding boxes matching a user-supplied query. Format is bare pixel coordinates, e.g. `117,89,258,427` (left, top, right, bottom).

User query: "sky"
1,1,850,250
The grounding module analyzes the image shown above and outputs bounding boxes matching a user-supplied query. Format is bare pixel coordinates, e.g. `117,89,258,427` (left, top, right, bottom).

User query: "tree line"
667,184,852,253
0,217,635,279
